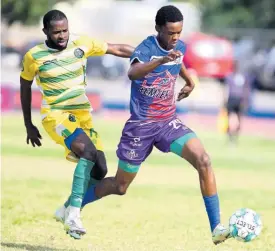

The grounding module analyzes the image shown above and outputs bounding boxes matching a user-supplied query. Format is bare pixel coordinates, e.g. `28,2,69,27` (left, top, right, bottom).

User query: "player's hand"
26,124,42,147
177,85,193,101
161,50,182,64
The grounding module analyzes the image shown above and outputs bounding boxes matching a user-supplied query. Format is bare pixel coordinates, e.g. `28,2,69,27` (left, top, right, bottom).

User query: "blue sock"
81,185,99,208
203,194,220,232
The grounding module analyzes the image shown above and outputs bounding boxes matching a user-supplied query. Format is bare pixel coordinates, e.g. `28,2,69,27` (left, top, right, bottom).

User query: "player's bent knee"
91,162,107,180
92,166,107,180
99,165,108,179
196,152,211,172
94,151,108,180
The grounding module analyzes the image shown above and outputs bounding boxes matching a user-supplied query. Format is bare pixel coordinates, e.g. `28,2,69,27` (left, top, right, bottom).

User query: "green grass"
1,114,275,251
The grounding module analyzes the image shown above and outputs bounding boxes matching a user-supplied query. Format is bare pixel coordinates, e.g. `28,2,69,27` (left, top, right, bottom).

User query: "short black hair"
155,5,183,26
43,10,67,29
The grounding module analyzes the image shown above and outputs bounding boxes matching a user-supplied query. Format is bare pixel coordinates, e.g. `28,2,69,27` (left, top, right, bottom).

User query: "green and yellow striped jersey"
20,35,108,114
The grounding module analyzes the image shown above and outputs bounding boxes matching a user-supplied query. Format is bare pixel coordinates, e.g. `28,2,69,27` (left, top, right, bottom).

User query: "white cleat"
64,206,86,239
54,205,66,223
212,224,231,245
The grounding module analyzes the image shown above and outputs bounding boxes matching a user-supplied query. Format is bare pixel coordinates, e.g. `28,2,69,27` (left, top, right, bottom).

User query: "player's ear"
155,25,160,33
42,28,48,36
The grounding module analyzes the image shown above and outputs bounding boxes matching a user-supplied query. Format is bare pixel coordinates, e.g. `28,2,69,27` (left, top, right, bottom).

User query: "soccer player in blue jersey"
57,5,231,244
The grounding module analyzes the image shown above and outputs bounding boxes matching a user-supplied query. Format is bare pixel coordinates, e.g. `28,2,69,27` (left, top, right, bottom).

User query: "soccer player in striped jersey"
20,9,134,239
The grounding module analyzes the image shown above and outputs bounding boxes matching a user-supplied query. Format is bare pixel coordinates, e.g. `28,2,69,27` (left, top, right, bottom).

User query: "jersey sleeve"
75,36,108,57
20,51,37,81
130,43,151,64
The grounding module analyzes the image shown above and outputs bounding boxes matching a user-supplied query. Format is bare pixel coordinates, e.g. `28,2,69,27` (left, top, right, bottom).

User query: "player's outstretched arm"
128,50,181,80
106,43,135,58
128,58,163,80
177,63,195,101
20,77,42,147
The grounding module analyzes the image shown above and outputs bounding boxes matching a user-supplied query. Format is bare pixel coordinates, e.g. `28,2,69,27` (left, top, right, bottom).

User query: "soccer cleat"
54,205,66,223
64,206,86,239
212,224,231,245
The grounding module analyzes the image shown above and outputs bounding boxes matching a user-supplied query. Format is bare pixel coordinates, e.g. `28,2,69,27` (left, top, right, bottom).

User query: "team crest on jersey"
68,114,76,122
160,78,170,85
74,48,84,58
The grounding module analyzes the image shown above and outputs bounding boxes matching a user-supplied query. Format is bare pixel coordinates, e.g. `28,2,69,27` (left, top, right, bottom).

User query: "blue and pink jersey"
116,36,196,167
129,35,186,120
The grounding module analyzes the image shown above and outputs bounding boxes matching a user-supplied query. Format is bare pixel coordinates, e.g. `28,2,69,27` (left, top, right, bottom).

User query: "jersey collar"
43,38,73,51
153,35,173,53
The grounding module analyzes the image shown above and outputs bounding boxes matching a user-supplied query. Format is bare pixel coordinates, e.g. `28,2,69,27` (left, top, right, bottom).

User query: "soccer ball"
229,208,263,242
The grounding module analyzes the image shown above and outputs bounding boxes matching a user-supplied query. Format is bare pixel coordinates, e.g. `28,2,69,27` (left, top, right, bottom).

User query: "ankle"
69,206,81,215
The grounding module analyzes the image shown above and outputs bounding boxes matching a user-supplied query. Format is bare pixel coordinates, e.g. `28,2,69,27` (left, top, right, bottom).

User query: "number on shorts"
169,118,182,129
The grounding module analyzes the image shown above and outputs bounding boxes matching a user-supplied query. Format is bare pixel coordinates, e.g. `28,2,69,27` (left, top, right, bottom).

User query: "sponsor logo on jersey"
68,114,76,122
139,86,170,99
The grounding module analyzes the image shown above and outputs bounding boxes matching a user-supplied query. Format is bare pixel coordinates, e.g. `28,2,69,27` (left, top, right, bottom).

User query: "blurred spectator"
222,61,253,144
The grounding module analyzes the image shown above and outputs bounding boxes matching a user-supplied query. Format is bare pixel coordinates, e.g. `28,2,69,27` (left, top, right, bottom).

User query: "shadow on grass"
1,242,76,251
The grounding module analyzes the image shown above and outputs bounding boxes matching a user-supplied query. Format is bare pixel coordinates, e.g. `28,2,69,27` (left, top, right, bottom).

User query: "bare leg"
181,138,216,196
234,112,242,142
227,112,234,142
177,136,232,244
95,167,137,198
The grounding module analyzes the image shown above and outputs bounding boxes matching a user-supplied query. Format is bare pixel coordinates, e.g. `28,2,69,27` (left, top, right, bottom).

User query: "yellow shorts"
42,110,103,162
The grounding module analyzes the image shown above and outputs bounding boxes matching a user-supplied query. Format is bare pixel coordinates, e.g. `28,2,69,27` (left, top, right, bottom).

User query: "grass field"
1,114,275,251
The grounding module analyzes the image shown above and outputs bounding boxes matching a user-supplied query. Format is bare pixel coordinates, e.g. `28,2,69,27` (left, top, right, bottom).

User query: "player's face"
44,18,69,50
158,21,183,50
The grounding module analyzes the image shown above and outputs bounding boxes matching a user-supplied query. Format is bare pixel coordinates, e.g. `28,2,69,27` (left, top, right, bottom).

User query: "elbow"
128,70,137,81
128,73,135,81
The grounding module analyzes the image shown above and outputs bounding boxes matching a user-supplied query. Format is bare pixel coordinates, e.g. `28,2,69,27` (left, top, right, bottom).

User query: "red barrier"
86,92,102,112
14,90,42,109
1,85,102,112
1,85,14,111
